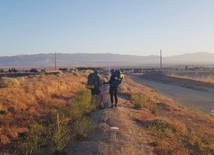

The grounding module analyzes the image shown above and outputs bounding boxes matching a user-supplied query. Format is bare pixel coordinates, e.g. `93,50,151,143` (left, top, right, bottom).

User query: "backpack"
111,70,124,87
86,73,100,89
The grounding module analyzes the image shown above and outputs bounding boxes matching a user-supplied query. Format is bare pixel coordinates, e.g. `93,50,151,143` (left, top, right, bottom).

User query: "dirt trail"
66,85,154,155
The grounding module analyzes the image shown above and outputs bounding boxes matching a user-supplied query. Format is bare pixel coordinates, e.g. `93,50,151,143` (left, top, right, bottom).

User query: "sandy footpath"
64,84,154,155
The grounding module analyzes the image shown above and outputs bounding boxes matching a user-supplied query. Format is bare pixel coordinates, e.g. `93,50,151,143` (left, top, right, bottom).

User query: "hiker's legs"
110,87,114,106
114,88,118,105
98,93,105,109
99,93,104,105
90,90,94,103
90,94,96,111
90,95,95,104
91,89,105,109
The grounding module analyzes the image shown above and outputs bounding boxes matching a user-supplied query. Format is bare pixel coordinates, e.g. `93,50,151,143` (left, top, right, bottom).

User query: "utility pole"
55,52,56,70
160,50,162,69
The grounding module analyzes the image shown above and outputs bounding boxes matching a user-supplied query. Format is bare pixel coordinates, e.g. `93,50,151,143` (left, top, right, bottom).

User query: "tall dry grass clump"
131,94,147,109
0,77,20,88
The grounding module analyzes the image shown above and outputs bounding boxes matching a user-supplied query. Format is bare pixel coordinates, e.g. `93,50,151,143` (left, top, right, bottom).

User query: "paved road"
130,75,214,114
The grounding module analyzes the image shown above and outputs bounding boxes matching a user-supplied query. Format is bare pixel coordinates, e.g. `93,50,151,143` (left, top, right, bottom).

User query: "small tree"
30,68,39,72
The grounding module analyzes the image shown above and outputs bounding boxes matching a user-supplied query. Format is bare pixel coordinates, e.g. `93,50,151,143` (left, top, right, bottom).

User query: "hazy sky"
0,0,214,57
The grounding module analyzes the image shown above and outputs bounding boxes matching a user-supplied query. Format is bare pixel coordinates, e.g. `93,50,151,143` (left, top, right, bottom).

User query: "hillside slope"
61,77,214,155
64,85,154,155
0,72,213,154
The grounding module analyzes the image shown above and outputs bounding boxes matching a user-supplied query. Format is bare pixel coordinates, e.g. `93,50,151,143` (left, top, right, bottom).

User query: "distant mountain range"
0,52,214,68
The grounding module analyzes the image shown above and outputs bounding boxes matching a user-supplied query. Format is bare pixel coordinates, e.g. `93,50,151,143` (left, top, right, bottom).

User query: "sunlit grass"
168,73,214,84
0,72,89,153
0,77,20,88
15,89,95,155
125,77,214,154
0,71,214,155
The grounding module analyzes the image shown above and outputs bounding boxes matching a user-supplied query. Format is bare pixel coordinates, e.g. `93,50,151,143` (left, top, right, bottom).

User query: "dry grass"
0,71,214,154
123,77,214,154
0,77,20,88
0,72,88,153
168,73,214,84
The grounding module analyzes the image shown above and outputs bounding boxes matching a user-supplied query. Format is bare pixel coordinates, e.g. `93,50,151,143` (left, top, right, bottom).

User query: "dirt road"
130,72,214,113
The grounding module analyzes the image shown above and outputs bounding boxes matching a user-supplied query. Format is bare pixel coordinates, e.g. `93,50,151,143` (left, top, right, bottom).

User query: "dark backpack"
86,73,100,89
111,70,124,87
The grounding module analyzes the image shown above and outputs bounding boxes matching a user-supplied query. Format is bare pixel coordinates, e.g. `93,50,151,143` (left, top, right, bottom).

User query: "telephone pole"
160,50,162,69
55,52,56,70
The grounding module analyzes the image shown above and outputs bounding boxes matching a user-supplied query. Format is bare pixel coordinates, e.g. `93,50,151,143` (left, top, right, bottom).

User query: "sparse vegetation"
131,94,147,109
48,113,71,153
16,123,46,155
0,72,95,154
167,72,214,84
14,88,95,155
123,77,214,154
0,77,20,88
0,70,214,155
138,112,214,154
74,117,95,139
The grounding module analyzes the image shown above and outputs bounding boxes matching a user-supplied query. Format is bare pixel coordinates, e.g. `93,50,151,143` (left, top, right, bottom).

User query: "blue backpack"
111,70,124,87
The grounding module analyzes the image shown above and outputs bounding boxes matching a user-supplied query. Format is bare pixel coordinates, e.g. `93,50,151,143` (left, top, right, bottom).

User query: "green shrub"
200,148,214,155
74,117,95,139
47,90,94,153
149,103,158,114
48,113,72,153
0,77,20,88
185,130,208,152
148,118,170,130
39,72,46,78
16,123,46,155
15,89,96,154
146,118,174,138
30,68,38,72
131,94,146,109
67,90,94,120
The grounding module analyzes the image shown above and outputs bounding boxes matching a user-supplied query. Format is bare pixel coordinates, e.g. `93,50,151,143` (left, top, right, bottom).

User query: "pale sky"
0,0,214,57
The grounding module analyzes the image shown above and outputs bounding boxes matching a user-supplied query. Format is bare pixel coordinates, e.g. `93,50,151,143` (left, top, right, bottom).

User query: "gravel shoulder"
130,71,214,113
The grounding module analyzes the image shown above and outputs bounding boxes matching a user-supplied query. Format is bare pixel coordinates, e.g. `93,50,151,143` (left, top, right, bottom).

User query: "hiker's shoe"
115,104,117,107
99,105,105,110
109,105,114,108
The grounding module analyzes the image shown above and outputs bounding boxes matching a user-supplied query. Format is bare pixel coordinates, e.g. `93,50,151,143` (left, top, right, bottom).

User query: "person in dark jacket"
90,70,104,109
103,69,118,108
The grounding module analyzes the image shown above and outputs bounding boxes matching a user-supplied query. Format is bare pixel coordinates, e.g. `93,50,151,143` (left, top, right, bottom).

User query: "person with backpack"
103,69,124,108
86,69,104,110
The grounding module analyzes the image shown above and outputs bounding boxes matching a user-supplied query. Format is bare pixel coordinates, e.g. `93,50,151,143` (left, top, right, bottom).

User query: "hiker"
103,69,123,108
87,69,104,109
